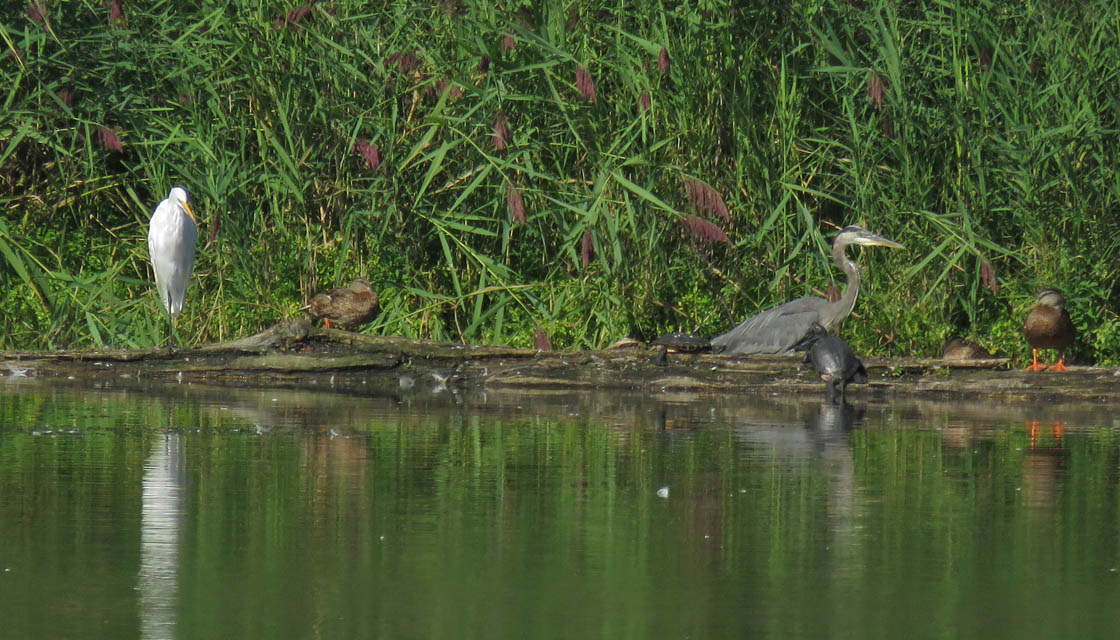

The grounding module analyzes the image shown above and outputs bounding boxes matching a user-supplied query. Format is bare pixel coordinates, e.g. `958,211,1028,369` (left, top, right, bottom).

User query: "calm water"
1,376,1119,639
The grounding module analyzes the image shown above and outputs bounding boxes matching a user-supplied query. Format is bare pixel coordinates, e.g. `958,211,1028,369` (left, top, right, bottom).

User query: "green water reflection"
1,380,1119,639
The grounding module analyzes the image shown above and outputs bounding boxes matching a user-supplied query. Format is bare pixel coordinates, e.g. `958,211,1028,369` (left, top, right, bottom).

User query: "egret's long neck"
833,243,861,329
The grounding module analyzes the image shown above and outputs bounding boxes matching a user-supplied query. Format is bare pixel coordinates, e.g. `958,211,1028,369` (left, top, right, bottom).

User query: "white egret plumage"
147,186,197,346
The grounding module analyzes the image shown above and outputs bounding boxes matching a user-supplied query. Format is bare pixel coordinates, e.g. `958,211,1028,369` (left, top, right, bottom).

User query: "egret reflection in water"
137,433,186,640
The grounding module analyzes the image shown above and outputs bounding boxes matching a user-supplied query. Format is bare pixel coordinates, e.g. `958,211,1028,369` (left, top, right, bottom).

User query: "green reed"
1,0,1118,362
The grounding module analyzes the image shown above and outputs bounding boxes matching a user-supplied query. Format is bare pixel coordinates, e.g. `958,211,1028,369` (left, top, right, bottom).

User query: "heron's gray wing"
711,296,829,355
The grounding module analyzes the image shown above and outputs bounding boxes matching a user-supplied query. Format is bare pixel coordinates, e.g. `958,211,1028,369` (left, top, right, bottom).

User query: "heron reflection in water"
712,226,904,355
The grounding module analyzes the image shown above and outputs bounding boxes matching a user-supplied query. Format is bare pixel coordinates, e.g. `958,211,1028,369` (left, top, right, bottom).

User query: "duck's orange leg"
1047,352,1069,372
1025,348,1046,372
324,318,332,329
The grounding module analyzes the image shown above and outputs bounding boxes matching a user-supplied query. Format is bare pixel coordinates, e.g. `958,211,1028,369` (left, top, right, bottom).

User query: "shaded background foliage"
1,0,1119,362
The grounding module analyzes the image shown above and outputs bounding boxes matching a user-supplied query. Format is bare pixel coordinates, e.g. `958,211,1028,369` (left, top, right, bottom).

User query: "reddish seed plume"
56,89,73,107
981,260,999,295
682,177,730,224
438,0,464,16
575,67,597,103
882,118,896,138
27,1,48,28
108,0,124,24
478,54,491,75
98,126,124,153
581,231,595,268
1029,56,1042,77
387,52,420,73
178,93,191,106
867,74,885,111
681,216,730,245
353,140,381,170
825,283,842,303
206,210,221,250
500,33,516,52
274,5,313,29
979,48,992,73
506,183,526,225
638,91,651,112
437,80,462,99
533,326,551,351
492,112,509,151
658,47,670,73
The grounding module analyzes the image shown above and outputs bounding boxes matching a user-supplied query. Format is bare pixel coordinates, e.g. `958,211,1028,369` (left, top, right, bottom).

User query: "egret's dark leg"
165,291,176,351
654,347,669,366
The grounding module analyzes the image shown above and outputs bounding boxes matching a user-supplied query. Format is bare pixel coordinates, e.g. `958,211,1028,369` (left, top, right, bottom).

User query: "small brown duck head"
1023,288,1075,372
306,278,379,329
942,337,994,361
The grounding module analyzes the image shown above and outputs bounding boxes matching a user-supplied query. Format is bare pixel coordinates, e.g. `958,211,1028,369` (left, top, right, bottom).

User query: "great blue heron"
148,186,197,347
1023,288,1074,371
799,326,867,402
305,278,379,329
711,225,904,355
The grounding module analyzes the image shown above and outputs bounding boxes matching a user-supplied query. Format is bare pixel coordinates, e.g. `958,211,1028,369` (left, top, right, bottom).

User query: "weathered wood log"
2,320,1118,402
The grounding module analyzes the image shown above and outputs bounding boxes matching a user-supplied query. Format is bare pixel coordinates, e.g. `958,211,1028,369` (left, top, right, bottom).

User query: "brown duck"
305,278,379,329
1023,288,1074,372
941,337,995,361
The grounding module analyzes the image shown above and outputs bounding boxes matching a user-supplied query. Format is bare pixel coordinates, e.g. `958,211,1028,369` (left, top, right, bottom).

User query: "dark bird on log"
305,278,379,329
711,226,904,355
798,326,868,403
1023,288,1074,372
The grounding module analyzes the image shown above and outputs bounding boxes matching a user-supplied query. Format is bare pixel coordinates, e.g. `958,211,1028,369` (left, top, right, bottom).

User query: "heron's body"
1024,289,1074,372
804,333,867,402
147,187,197,345
307,279,379,329
711,226,904,355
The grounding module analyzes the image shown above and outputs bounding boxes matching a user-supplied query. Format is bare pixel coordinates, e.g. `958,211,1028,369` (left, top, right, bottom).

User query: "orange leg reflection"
1028,420,1067,448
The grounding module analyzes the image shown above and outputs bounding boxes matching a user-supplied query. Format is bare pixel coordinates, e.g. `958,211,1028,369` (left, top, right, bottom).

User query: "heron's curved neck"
833,243,861,327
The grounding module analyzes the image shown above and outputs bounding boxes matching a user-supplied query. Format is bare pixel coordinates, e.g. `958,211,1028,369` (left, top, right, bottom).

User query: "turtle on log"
652,332,712,366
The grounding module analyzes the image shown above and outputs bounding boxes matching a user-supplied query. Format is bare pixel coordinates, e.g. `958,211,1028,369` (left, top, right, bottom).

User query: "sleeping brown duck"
1023,288,1075,372
306,278,379,329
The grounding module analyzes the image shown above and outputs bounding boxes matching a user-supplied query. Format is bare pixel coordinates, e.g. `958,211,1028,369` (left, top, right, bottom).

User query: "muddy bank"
1,320,1117,402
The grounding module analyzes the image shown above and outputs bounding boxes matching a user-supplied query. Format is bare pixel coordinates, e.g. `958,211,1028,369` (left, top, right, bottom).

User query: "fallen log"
2,320,1117,402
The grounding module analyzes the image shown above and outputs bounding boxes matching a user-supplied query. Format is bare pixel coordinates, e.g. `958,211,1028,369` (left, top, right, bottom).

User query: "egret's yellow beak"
182,200,197,224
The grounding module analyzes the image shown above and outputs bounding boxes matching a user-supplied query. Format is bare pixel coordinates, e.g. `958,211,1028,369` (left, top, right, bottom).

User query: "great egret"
711,226,904,355
147,186,197,347
1023,288,1075,371
305,278,379,329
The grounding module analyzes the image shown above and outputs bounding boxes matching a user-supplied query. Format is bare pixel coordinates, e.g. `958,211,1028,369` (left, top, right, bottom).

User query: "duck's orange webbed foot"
1046,358,1069,372
1025,349,1046,372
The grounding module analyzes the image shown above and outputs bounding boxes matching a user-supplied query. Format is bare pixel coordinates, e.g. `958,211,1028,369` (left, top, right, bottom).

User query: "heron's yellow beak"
182,200,197,224
857,232,904,250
